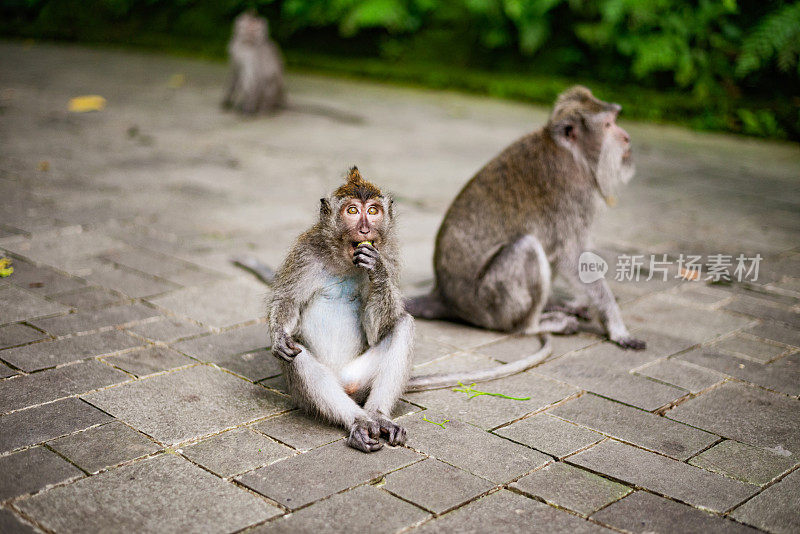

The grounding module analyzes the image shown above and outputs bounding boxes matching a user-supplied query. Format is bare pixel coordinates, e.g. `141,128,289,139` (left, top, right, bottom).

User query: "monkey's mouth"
349,240,374,256
622,148,632,161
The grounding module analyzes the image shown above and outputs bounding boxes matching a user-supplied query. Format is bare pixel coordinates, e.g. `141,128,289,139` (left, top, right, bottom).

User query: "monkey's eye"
367,206,379,215
347,206,358,215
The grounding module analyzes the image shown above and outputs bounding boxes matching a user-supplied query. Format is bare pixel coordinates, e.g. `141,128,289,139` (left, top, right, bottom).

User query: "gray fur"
223,11,285,115
266,179,411,452
407,86,645,351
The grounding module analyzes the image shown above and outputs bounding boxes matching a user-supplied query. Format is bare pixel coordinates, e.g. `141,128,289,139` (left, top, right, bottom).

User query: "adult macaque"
407,86,646,351
222,11,285,114
267,168,412,452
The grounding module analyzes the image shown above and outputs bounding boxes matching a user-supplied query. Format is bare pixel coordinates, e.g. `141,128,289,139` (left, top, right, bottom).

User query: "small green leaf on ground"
422,416,450,429
453,382,531,401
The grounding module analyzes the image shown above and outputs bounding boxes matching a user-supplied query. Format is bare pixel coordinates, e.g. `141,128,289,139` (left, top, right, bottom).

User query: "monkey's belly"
299,276,366,369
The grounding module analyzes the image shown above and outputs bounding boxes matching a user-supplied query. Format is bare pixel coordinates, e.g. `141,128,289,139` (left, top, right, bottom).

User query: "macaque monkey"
407,86,646,351
222,11,285,114
267,168,413,452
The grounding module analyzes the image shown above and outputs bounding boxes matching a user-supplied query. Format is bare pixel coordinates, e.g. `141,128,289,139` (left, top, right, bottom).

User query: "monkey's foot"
374,416,407,446
612,336,647,350
347,419,383,453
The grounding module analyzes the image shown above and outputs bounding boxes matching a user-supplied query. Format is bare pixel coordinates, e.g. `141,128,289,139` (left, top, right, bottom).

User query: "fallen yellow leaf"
0,257,12,278
38,160,50,171
68,95,106,112
167,73,185,89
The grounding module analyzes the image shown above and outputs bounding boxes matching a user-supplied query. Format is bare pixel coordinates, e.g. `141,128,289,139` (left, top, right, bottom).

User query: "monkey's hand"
347,417,383,453
611,335,646,351
353,243,384,276
272,331,301,361
371,413,407,446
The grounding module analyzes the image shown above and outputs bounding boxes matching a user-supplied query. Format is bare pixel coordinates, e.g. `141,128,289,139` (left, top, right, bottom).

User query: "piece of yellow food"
357,241,373,247
68,95,106,112
0,257,13,278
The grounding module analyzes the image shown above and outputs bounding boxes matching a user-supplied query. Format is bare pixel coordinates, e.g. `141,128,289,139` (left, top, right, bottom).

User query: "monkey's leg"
405,291,457,320
222,70,239,109
559,255,645,350
285,347,383,452
464,234,578,334
338,314,413,445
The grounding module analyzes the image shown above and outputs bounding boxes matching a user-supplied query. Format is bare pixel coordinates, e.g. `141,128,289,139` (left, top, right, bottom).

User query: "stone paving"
0,41,799,533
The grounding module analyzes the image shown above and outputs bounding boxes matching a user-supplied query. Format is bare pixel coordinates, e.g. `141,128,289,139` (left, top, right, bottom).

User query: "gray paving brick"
0,323,46,349
171,325,280,381
592,491,760,533
536,342,687,411
494,413,603,458
745,322,800,348
125,316,208,342
667,284,734,307
0,362,15,378
182,427,293,477
6,261,86,296
633,359,725,393
29,303,159,336
569,440,758,512
102,248,192,277
237,440,423,509
412,330,457,365
83,365,292,445
730,468,800,534
549,394,718,460
477,333,600,363
678,348,800,396
252,411,345,451
710,333,789,363
86,267,178,298
51,286,127,310
689,439,797,485
407,353,578,429
17,453,280,533
0,446,83,501
411,489,611,533
2,230,125,269
104,345,192,377
0,398,112,453
724,295,799,328
47,421,161,474
0,285,70,325
0,508,38,534
147,278,264,328
0,329,144,371
402,411,551,482
625,294,753,343
0,360,131,413
668,381,800,454
414,319,505,350
254,484,428,534
383,458,495,514
512,462,631,516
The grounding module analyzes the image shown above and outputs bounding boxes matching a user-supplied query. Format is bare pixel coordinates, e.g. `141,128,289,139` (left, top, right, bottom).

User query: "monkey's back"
434,129,595,283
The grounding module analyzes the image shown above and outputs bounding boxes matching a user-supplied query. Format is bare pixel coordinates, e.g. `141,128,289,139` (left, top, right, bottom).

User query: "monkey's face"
339,198,386,257
234,13,268,44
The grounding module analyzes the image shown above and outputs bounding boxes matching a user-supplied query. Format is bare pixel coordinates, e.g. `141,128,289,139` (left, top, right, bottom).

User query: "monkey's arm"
267,254,323,360
353,244,405,346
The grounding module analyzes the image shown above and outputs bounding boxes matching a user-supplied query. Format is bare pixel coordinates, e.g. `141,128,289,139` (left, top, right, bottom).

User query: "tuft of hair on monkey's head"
334,166,383,202
549,85,621,124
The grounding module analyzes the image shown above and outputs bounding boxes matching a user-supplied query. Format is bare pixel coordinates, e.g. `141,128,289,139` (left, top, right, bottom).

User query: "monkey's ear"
551,119,578,150
319,198,331,218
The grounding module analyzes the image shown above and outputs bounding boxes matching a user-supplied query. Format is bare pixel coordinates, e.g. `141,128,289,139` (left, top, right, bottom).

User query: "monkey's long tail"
405,333,552,392
231,256,275,285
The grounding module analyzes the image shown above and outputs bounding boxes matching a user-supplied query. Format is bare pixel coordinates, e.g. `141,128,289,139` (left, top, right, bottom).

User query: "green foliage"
1,0,797,140
736,1,800,78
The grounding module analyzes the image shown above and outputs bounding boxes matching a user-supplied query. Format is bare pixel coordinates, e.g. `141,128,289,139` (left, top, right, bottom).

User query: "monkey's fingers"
614,336,647,351
379,420,407,446
347,425,383,453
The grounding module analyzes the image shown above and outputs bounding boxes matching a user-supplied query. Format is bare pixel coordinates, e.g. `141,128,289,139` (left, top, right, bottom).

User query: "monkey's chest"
299,275,366,367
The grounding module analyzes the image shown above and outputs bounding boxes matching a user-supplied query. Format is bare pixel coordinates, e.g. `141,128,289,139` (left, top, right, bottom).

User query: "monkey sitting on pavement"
222,10,285,115
407,86,646,351
266,168,412,452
